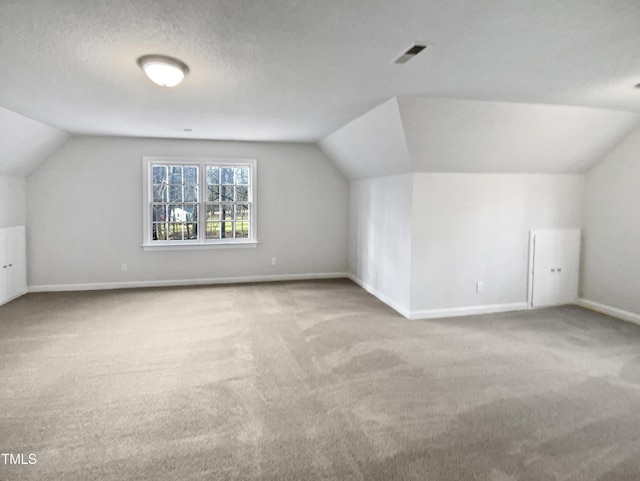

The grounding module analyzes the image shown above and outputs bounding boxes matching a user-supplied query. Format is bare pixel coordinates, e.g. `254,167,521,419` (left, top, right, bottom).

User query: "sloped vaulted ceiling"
318,98,411,180
0,108,70,177
320,97,640,180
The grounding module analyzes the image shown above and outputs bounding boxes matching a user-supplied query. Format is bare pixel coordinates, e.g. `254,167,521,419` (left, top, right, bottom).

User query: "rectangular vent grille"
394,43,427,64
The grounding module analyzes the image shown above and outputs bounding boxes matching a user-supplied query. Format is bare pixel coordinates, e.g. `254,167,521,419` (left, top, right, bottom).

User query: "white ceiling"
320,97,640,179
399,97,640,175
0,108,69,176
319,98,412,179
2,0,640,143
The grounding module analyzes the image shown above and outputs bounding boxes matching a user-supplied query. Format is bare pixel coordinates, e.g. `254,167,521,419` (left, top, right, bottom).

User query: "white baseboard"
0,288,28,307
347,274,411,318
28,272,349,293
575,298,640,326
347,274,527,320
408,302,529,320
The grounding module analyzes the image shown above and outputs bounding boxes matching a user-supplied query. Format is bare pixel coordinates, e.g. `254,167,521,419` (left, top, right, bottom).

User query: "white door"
530,229,580,307
0,230,7,302
6,226,26,300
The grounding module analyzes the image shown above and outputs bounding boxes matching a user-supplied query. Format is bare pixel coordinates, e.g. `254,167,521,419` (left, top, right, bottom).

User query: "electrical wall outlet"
120,263,127,272
271,257,277,266
476,281,483,293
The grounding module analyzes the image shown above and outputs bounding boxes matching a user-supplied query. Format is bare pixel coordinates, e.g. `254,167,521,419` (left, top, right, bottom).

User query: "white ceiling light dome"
137,55,189,87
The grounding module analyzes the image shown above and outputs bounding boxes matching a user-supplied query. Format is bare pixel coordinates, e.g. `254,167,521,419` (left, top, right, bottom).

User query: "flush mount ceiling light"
137,55,189,87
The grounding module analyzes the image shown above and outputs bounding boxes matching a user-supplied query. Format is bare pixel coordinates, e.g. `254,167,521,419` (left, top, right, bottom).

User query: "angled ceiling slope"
318,98,411,179
0,108,70,177
320,97,640,180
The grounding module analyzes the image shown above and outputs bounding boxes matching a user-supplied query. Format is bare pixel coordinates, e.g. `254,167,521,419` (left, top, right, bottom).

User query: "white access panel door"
0,229,7,302
6,226,27,301
0,226,27,305
530,229,580,308
530,230,558,307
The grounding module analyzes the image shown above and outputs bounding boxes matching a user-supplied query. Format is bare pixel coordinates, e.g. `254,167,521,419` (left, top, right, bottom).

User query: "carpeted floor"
2,279,640,480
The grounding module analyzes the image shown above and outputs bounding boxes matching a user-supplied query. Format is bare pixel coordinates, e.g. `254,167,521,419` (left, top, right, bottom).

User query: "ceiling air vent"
394,43,427,64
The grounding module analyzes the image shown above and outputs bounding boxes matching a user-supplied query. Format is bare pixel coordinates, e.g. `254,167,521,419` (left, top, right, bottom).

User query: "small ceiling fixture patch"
394,43,427,64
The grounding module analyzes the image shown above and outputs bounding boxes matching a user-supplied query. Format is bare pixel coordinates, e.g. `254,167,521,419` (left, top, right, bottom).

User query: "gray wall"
349,174,412,315
349,173,585,318
0,175,26,228
26,136,349,289
582,126,640,316
411,173,584,315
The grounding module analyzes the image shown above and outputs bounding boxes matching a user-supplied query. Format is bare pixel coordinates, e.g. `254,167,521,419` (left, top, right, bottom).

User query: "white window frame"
141,156,258,250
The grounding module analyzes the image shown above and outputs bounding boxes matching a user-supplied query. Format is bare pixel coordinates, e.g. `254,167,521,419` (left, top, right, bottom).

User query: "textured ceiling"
1,0,640,143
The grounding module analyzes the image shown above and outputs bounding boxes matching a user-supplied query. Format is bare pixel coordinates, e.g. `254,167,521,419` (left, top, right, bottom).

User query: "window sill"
141,241,259,251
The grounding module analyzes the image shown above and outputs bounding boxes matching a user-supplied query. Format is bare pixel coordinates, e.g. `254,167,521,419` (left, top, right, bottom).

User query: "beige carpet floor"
2,279,640,480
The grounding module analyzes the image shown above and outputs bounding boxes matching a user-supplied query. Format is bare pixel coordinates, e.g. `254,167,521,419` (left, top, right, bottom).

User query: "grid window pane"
170,166,183,184
235,167,249,185
236,186,248,202
183,204,198,222
235,222,249,239
153,223,167,240
153,165,167,184
206,204,221,221
169,204,183,221
184,166,198,184
153,184,167,202
221,167,234,184
184,185,198,202
221,186,234,202
169,185,182,202
152,205,167,222
206,222,220,239
168,223,184,240
207,167,219,185
236,204,249,221
222,221,233,238
221,204,234,220
208,185,220,202
185,223,198,239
